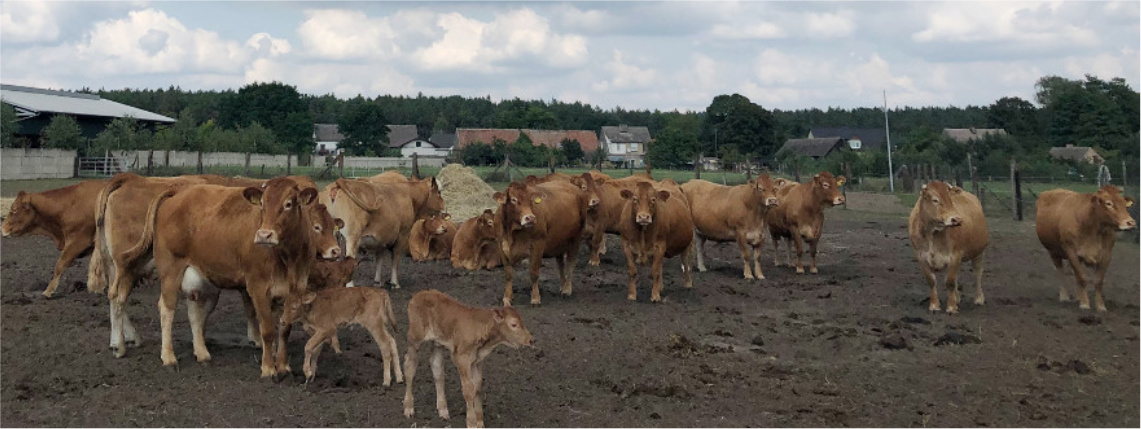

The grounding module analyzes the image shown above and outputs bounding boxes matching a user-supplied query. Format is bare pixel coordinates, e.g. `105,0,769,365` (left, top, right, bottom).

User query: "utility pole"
883,90,895,192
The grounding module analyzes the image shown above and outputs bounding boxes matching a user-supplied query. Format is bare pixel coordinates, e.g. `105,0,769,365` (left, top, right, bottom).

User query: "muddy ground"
2,205,1138,427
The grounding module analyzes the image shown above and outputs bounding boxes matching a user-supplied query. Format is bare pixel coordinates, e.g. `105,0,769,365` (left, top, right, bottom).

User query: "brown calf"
766,172,847,274
682,175,780,280
450,210,502,271
493,180,588,305
320,177,445,287
908,181,989,314
582,174,656,265
121,178,324,377
1036,185,1136,312
616,180,695,302
410,213,458,262
2,179,107,297
402,290,533,428
280,286,403,385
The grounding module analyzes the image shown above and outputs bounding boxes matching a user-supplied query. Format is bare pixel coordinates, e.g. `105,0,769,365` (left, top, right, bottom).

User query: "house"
777,137,847,159
455,128,601,158
808,127,886,151
600,124,653,168
429,132,457,158
313,123,344,156
1,84,175,146
942,128,1008,144
1049,144,1104,165
386,124,441,158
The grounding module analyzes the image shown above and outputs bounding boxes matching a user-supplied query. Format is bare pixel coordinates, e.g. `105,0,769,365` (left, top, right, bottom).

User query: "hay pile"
435,164,497,221
0,198,12,216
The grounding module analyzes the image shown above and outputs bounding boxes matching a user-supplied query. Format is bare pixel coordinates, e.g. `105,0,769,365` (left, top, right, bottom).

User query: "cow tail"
335,179,380,211
384,291,397,332
119,186,177,270
87,175,130,294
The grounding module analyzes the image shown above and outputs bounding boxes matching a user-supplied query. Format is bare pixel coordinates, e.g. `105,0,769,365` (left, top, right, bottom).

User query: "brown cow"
320,177,445,287
581,174,656,265
1036,185,1136,312
1,179,107,297
450,210,502,271
908,181,989,314
368,170,410,183
402,289,533,428
410,213,458,262
682,176,780,280
119,178,326,377
766,172,847,274
280,286,402,385
616,180,695,302
493,180,588,305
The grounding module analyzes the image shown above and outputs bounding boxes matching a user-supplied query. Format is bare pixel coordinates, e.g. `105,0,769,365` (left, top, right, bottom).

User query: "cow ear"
243,187,264,205
836,176,846,186
483,209,494,216
921,183,928,190
302,292,317,305
335,218,345,229
493,192,506,205
620,189,634,199
813,173,821,180
594,178,606,187
951,186,964,194
524,175,539,185
657,190,671,201
493,308,506,322
16,191,26,198
748,179,756,186
298,187,318,205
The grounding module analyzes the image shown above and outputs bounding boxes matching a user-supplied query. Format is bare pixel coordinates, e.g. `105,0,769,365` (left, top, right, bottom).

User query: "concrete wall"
112,150,293,169
1,148,77,180
341,156,446,169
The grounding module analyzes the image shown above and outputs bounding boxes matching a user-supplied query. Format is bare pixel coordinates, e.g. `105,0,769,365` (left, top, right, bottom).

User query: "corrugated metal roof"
779,138,844,158
0,84,175,123
314,123,344,142
600,125,652,144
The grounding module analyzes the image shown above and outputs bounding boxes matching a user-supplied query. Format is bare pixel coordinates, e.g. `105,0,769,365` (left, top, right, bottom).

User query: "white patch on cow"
181,266,209,295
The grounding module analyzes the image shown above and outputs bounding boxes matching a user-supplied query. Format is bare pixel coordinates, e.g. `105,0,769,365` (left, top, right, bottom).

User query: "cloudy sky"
1,1,1138,112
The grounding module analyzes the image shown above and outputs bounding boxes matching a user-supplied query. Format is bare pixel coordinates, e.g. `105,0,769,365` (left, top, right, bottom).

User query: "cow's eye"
314,225,322,232
932,198,940,205
510,197,518,204
1106,201,1114,208
284,201,293,210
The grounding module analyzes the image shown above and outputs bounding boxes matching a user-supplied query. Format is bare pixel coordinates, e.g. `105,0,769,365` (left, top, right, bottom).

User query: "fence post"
339,153,345,178
548,154,555,174
287,154,292,175
505,154,512,183
694,153,702,180
197,150,204,174
954,168,962,188
147,150,154,176
244,153,251,177
1123,159,1129,194
412,152,421,180
1011,159,1023,221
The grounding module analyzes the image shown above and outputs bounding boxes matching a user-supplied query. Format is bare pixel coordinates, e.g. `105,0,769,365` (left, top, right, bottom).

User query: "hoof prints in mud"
1036,357,1094,375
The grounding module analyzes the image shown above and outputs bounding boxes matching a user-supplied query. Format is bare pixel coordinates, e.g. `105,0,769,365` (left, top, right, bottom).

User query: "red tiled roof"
456,129,521,148
456,128,599,153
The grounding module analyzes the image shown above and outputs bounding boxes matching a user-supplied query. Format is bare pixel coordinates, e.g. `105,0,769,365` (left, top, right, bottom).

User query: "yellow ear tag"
444,215,452,221
1127,200,1134,208
334,224,340,232
534,197,542,204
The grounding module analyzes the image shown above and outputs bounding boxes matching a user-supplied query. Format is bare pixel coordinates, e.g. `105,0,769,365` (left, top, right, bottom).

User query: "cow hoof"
248,340,261,348
438,410,450,420
404,408,415,419
627,294,637,301
113,348,127,359
928,304,941,312
198,360,212,367
1096,306,1107,313
945,307,959,315
697,266,708,273
974,296,985,306
795,268,805,274
125,339,141,348
744,274,755,280
388,282,401,290
1079,303,1091,310
651,296,662,303
810,267,819,274
589,260,600,267
529,300,541,307
41,291,56,299
304,375,315,385
1058,295,1071,302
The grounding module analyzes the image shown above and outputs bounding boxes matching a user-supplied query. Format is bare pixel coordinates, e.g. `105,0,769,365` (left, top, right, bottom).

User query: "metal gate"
76,157,128,177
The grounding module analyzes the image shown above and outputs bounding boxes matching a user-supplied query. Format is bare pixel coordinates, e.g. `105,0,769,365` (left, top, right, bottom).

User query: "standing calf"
280,286,403,385
1035,185,1136,312
403,290,533,428
908,181,988,314
616,180,695,302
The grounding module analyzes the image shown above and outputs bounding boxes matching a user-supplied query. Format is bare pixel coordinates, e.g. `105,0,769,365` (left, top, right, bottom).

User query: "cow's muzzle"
254,229,279,246
520,214,536,228
636,213,653,226
1120,219,1137,231
944,216,962,227
319,246,341,260
832,196,845,206
766,197,779,207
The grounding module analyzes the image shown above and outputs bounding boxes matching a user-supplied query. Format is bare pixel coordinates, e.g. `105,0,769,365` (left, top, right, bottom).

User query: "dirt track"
2,207,1138,427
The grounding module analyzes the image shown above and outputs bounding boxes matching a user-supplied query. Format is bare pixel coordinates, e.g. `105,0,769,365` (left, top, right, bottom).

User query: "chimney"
620,124,628,133
1065,143,1074,148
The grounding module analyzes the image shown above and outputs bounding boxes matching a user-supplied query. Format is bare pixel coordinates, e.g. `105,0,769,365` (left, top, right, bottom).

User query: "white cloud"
296,9,399,60
912,2,1099,47
1064,52,1129,81
805,11,856,38
416,13,485,70
0,1,60,44
246,33,291,58
710,21,785,39
596,50,658,91
414,8,587,72
70,9,250,74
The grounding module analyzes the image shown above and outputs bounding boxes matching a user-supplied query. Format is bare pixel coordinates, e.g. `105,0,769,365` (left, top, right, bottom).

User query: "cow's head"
620,181,670,227
918,181,966,231
425,212,453,235
494,182,541,229
244,177,318,247
750,174,780,208
307,203,343,260
494,303,534,348
1092,185,1136,231
570,173,604,210
1,191,35,237
424,177,446,216
280,291,317,327
812,172,846,206
452,210,498,271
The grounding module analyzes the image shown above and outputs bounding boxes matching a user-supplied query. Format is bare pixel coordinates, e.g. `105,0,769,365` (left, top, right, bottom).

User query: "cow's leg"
971,252,986,305
471,361,486,427
770,233,783,267
245,281,279,378
752,241,765,280
623,241,639,301
373,247,386,285
681,239,694,289
390,236,409,288
1063,249,1092,310
734,232,755,279
1092,257,1112,312
650,245,666,303
403,336,423,418
87,237,108,294
943,258,963,314
785,237,794,267
157,264,187,369
589,227,605,266
918,259,940,312
695,233,708,272
366,323,397,387
1049,255,1071,302
807,225,822,274
791,233,806,274
303,329,331,383
454,354,480,428
42,239,86,298
384,317,404,383
528,245,544,305
556,255,567,295
501,242,515,306
432,347,450,420
108,263,138,355
239,290,262,348
186,287,218,363
562,243,579,296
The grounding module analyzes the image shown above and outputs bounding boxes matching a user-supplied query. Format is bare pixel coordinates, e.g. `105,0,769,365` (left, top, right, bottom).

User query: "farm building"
601,124,653,168
777,137,847,159
942,127,1008,144
313,123,344,156
455,128,600,154
386,125,455,158
1049,144,1105,164
808,127,886,151
1,84,175,146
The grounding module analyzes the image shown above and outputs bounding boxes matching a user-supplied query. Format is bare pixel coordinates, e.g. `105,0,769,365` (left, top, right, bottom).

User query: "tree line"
1,74,1135,177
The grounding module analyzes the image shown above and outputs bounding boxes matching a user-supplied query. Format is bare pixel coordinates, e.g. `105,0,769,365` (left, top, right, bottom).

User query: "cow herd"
1,168,1137,428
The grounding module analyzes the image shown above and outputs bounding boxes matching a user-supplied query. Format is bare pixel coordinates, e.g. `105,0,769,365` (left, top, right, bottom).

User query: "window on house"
416,142,422,147
848,139,862,150
629,143,640,152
